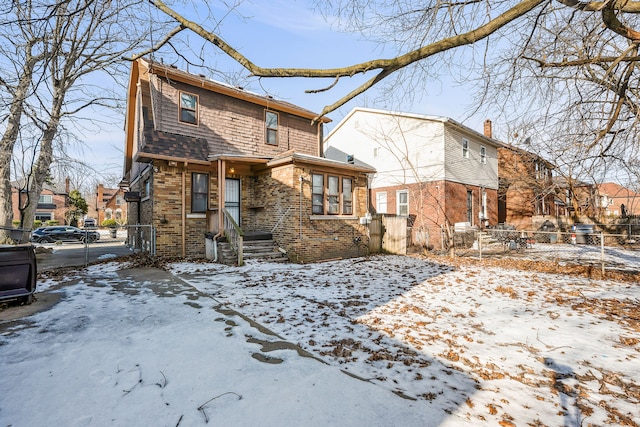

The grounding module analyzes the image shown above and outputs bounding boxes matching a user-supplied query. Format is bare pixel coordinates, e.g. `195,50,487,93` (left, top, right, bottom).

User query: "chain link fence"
444,225,639,275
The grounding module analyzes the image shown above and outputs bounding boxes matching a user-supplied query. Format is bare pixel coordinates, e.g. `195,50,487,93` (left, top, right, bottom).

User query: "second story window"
179,92,198,125
462,139,469,158
480,146,487,164
38,194,53,204
266,111,278,145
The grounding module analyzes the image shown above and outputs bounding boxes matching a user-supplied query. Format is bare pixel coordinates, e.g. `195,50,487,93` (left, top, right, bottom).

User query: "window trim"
265,110,279,145
38,194,53,204
396,190,409,217
376,191,388,214
191,172,209,213
179,91,198,125
462,138,469,159
480,146,487,164
311,172,354,216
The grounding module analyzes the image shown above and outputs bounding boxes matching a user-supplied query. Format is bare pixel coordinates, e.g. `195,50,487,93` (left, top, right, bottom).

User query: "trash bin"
204,232,215,260
110,228,117,238
0,244,37,304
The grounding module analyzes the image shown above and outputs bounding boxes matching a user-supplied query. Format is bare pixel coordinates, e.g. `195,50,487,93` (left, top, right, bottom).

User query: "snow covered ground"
1,246,639,426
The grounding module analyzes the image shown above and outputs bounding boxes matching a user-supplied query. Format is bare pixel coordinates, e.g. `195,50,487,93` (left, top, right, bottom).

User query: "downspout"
182,162,187,257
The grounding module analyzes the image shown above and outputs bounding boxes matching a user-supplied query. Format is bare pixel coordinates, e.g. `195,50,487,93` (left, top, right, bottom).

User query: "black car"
31,226,100,244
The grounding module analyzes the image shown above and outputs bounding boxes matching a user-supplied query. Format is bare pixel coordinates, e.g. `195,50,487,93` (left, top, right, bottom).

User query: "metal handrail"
222,208,244,266
270,206,293,233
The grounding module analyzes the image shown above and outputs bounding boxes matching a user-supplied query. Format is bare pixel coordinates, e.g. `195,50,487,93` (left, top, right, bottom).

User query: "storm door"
225,178,241,225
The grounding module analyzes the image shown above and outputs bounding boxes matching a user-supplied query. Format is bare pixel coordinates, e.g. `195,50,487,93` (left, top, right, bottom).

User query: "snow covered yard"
172,252,640,427
1,246,638,426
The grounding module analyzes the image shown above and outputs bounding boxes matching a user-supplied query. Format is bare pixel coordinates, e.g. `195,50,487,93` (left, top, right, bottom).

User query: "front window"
462,139,469,158
312,173,354,215
38,194,53,204
105,208,113,220
179,92,198,125
397,190,409,216
115,209,123,221
480,146,487,164
266,111,278,145
192,173,209,213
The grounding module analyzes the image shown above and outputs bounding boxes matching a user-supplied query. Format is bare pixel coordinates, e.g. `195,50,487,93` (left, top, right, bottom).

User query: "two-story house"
11,178,70,225
88,184,128,225
595,182,639,218
496,141,556,230
324,108,502,250
121,58,374,262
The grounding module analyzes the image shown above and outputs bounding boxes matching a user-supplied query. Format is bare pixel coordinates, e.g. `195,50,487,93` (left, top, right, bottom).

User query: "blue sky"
83,0,484,184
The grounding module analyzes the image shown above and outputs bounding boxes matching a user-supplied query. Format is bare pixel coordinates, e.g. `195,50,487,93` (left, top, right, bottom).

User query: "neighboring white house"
324,107,503,249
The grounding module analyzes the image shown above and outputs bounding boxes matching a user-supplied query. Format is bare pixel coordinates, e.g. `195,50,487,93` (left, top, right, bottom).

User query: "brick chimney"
97,184,104,209
484,119,493,138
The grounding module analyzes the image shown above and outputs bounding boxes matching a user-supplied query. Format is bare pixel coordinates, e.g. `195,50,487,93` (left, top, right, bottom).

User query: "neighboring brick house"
324,108,502,250
11,178,70,225
121,58,374,262
595,182,640,218
496,140,556,230
89,184,127,225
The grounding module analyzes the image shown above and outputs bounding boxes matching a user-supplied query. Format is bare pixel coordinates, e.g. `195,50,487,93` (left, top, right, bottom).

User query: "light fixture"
229,167,235,174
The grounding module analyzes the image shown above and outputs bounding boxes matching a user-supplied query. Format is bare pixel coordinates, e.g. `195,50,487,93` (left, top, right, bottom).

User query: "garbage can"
110,227,117,238
204,232,215,260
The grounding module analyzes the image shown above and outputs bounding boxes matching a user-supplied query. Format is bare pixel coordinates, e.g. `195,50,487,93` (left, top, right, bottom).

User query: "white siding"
324,109,446,189
443,127,499,190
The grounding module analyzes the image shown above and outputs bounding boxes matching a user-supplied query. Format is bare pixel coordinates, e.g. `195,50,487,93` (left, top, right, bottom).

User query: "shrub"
12,220,21,228
46,220,59,226
33,220,42,228
102,219,118,228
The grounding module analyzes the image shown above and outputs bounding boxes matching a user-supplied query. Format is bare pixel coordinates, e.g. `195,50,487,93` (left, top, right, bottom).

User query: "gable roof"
325,107,504,148
144,58,330,124
597,182,640,198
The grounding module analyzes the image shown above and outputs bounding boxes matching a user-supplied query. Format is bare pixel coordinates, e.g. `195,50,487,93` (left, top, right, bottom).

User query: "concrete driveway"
34,233,134,271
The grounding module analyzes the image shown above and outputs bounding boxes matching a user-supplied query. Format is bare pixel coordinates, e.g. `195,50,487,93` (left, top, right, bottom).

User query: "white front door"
225,178,241,225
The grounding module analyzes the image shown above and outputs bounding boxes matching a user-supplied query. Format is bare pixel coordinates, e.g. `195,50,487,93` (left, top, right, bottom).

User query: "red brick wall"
371,180,498,249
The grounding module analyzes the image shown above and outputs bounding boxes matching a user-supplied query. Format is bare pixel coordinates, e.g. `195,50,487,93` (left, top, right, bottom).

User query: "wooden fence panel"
369,216,383,254
382,216,407,255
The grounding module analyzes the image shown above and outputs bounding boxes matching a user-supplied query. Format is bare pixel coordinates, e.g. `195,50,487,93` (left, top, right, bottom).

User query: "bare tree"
143,0,640,187
0,0,164,241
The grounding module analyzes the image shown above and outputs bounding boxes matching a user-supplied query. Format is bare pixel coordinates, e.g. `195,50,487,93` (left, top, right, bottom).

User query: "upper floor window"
191,172,209,213
38,194,53,204
179,92,198,125
312,173,354,215
116,196,125,205
397,190,409,216
462,139,469,158
265,111,278,145
480,146,487,164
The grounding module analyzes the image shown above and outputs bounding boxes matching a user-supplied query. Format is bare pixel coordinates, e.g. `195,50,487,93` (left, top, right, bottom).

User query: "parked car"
83,218,96,228
30,226,100,244
0,244,36,304
573,224,600,245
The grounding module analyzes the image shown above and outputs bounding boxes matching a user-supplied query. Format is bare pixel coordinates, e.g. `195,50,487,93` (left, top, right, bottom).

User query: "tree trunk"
0,50,38,242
